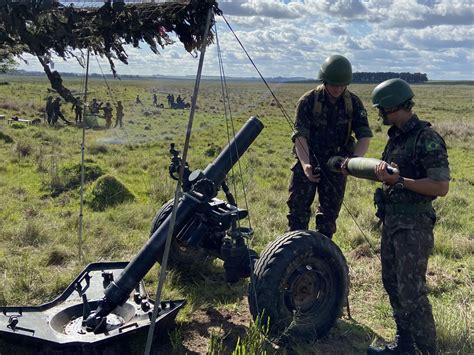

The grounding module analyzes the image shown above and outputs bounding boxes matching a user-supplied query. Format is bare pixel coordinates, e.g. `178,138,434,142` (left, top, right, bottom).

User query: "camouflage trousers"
286,160,346,237
381,214,437,354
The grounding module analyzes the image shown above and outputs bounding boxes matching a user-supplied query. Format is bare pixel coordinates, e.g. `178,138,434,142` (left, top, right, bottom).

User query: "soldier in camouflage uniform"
287,54,373,238
102,102,113,129
369,79,450,355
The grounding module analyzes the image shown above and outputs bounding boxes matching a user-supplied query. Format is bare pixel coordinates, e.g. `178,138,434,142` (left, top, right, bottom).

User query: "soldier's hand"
340,157,351,177
303,164,321,183
375,161,399,185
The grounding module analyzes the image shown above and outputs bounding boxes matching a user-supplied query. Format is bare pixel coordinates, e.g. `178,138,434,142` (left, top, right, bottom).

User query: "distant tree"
352,72,428,83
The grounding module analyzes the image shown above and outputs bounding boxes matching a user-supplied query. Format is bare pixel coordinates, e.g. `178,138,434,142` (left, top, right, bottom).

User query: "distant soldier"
72,97,83,124
114,101,124,128
90,98,102,115
176,95,184,109
167,93,172,108
51,97,71,125
136,95,142,104
152,93,158,107
45,96,54,125
102,102,113,129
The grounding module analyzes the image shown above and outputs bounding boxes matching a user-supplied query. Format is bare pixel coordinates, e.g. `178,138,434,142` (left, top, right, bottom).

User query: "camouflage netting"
0,0,220,102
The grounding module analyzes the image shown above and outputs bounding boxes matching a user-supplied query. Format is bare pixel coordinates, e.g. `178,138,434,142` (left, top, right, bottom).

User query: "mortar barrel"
102,116,264,309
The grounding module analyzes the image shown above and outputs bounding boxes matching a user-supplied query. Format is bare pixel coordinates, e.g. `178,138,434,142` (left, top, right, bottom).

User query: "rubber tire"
150,199,210,268
248,230,349,344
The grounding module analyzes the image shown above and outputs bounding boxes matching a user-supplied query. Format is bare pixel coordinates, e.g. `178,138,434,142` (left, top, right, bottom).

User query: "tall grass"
232,314,270,355
435,302,472,354
0,77,472,353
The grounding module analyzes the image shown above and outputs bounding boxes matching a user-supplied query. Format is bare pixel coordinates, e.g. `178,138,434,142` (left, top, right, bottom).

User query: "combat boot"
416,344,436,355
367,333,417,355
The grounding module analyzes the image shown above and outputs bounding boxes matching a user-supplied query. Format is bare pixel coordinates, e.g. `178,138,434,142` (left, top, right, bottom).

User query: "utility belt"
374,188,433,219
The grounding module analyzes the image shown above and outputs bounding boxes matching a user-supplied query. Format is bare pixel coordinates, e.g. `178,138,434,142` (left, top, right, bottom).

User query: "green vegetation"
87,174,135,211
0,76,472,354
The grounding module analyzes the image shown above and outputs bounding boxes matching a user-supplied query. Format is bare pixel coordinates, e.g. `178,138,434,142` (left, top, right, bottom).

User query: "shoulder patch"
419,126,446,153
425,139,441,152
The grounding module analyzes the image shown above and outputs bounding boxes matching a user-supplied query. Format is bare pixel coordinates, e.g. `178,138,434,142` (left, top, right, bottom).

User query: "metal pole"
78,49,90,263
144,8,214,355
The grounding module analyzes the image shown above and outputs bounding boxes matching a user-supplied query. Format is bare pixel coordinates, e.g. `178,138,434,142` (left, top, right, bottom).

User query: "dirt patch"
179,298,252,354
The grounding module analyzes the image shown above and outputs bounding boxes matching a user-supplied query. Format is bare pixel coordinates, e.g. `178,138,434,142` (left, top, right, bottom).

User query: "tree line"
353,72,428,83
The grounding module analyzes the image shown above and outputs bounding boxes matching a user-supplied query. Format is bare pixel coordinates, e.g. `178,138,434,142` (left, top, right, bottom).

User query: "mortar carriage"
0,117,350,353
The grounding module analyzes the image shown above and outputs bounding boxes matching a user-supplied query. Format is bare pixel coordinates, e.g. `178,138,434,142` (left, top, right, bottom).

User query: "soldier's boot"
316,228,332,239
415,343,436,355
368,330,417,355
286,217,308,232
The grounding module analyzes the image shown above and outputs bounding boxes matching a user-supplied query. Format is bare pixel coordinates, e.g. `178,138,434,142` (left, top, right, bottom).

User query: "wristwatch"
393,176,405,189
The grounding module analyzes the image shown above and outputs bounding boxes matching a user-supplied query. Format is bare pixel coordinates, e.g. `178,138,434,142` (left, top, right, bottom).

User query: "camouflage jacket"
381,114,450,206
292,86,373,159
102,106,113,119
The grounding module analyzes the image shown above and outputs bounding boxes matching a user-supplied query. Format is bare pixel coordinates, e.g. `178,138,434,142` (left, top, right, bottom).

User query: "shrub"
32,130,52,142
10,123,26,129
18,220,48,247
14,139,33,157
0,131,14,143
87,175,135,211
88,143,109,155
0,101,19,110
60,161,105,190
204,143,221,157
46,245,72,266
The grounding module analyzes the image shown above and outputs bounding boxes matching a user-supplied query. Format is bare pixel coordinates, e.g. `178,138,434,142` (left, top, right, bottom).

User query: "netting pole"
143,8,214,355
78,49,90,263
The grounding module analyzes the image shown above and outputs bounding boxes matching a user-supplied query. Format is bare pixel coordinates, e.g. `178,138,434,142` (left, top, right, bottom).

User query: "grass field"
0,75,472,354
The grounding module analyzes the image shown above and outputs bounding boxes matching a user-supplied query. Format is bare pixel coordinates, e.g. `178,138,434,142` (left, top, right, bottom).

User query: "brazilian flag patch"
425,139,440,152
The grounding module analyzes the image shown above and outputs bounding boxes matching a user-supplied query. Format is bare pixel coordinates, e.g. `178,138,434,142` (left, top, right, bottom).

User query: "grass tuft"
14,139,33,157
87,175,135,211
435,303,472,354
169,327,186,355
0,131,14,143
232,313,270,354
46,245,72,266
208,327,225,354
88,143,109,155
18,220,48,247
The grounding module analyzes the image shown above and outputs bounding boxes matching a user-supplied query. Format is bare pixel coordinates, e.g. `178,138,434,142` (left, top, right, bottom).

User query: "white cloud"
219,1,301,19
16,0,474,80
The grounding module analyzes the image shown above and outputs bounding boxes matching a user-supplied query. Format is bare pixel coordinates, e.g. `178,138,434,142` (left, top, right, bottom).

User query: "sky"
17,0,474,80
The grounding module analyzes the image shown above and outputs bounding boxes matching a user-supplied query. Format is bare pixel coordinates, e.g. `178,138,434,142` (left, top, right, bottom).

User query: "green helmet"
318,54,352,86
371,78,414,109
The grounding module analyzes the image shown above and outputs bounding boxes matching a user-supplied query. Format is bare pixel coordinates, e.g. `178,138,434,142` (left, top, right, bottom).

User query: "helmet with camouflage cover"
318,54,352,86
371,78,414,109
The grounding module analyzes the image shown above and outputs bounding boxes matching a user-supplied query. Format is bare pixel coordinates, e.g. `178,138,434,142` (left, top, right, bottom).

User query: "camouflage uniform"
287,86,373,236
45,97,54,124
114,102,124,128
102,104,113,129
377,115,450,354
